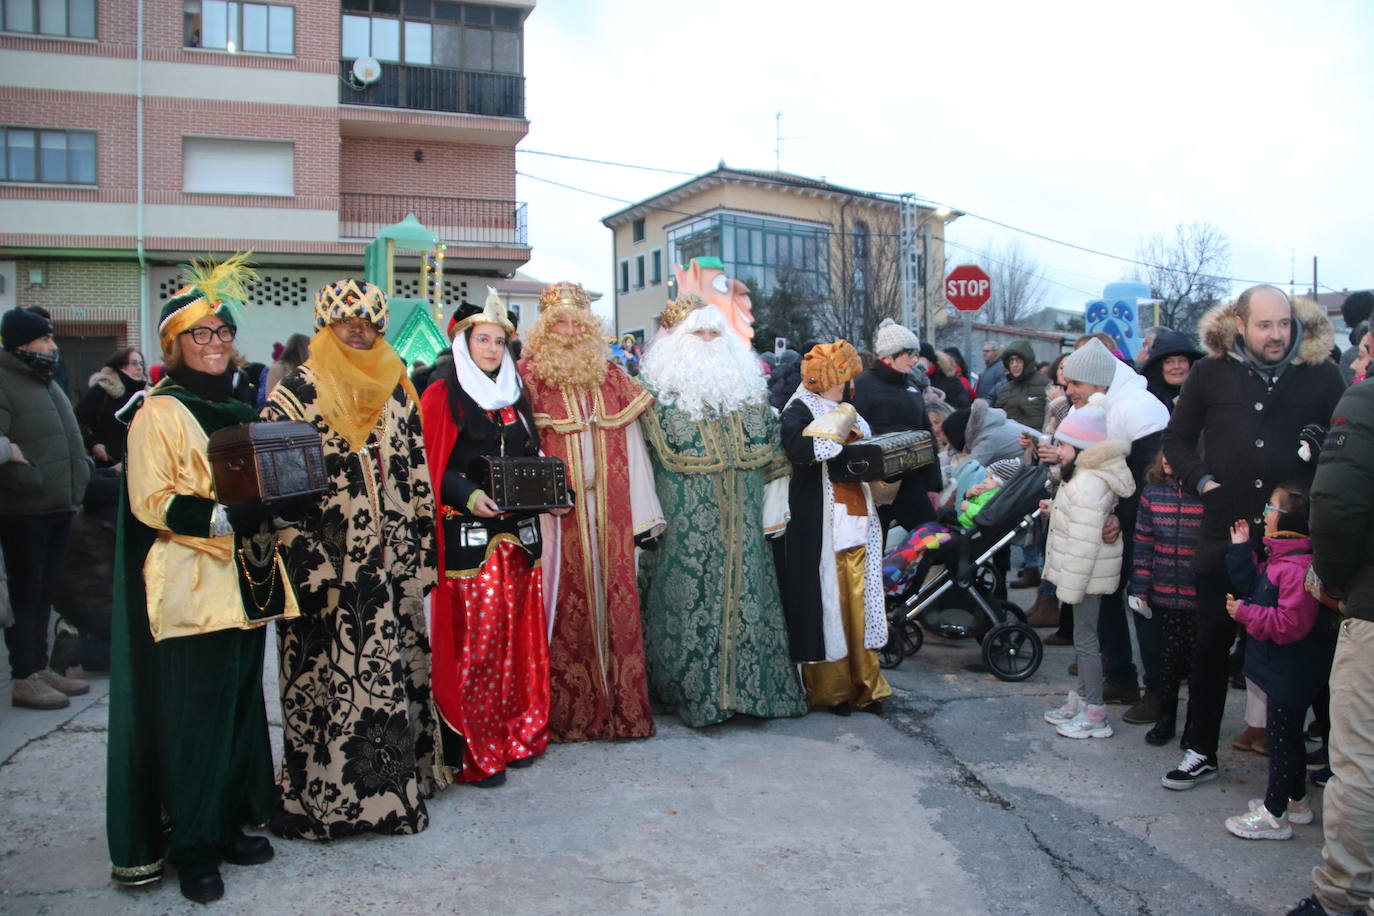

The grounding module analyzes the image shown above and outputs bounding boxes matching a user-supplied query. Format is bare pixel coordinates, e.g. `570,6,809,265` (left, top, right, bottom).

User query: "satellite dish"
351,57,382,85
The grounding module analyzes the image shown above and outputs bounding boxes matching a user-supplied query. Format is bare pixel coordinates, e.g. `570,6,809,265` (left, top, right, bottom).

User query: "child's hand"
1229,520,1250,544
1038,499,1052,516
959,499,970,512
1225,594,1240,619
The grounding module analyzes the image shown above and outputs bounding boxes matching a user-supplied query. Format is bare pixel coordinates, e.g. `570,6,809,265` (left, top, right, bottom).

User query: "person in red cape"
420,290,566,787
518,282,664,743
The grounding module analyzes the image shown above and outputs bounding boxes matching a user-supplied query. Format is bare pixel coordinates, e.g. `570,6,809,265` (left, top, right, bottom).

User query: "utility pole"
774,111,782,171
899,194,921,335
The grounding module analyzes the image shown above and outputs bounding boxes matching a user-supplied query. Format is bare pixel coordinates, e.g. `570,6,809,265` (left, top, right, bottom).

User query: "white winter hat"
1062,337,1119,388
874,318,920,358
1056,392,1110,449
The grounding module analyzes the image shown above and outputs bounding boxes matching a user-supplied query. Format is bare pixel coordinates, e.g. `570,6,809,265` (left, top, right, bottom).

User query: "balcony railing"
340,193,528,247
339,61,525,119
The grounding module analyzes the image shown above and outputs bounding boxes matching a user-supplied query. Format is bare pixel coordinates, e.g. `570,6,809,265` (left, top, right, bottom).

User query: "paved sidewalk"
0,600,1325,915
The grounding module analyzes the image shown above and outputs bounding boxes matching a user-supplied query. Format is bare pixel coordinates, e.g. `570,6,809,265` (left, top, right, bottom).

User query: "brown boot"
1011,567,1042,589
1024,592,1060,628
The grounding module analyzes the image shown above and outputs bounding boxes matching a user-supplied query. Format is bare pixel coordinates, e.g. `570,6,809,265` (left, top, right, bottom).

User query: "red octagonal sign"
946,264,992,312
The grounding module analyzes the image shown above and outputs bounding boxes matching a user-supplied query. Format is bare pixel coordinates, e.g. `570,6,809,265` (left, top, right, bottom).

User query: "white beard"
642,319,766,421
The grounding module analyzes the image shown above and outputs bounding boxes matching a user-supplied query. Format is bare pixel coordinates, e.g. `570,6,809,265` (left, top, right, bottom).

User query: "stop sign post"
946,265,992,311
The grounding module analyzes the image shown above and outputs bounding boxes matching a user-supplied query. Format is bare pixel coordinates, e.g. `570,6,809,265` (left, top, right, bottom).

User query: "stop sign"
946,265,992,311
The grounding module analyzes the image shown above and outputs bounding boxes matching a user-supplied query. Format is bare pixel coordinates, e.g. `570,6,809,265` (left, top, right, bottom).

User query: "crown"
539,282,590,310
658,293,707,331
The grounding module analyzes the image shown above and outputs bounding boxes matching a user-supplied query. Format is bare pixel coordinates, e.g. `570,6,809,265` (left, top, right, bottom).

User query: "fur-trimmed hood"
1198,295,1335,366
1071,437,1135,498
88,365,131,398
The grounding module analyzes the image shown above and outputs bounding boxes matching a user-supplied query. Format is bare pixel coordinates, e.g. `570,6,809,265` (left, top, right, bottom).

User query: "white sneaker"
1249,796,1314,825
1226,803,1292,840
1056,709,1113,739
1044,690,1082,725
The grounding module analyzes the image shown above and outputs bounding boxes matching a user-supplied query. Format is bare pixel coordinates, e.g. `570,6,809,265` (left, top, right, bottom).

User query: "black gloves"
634,531,659,551
226,499,272,537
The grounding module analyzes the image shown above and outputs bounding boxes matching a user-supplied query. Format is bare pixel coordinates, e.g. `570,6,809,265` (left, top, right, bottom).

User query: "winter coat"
768,354,802,412
851,359,943,529
1311,379,1374,622
964,399,1038,468
1129,477,1202,610
975,357,1007,402
957,486,998,529
925,351,972,411
0,349,91,516
1141,329,1203,412
995,339,1050,429
74,366,144,466
1043,438,1135,604
1162,297,1346,572
1226,534,1337,707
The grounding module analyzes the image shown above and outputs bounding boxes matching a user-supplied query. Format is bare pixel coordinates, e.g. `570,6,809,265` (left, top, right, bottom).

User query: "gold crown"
539,282,590,310
658,293,707,331
314,279,389,331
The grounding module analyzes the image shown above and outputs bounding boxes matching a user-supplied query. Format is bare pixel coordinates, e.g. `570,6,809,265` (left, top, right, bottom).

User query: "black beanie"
944,408,970,452
1,307,53,351
918,342,939,364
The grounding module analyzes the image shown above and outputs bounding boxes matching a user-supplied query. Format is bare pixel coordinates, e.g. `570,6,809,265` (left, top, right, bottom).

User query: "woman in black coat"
75,347,145,467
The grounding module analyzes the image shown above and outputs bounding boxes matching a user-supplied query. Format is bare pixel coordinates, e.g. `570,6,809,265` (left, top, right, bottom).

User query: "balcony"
339,61,525,119
340,193,528,247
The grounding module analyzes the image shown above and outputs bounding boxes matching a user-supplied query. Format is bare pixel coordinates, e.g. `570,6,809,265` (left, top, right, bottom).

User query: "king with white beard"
637,298,808,727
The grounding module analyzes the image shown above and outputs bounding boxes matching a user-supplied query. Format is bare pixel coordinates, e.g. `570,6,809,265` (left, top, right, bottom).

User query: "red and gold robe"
518,360,662,742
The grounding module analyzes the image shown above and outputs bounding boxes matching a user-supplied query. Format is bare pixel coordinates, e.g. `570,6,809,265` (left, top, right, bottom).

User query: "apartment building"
601,165,954,346
0,0,533,390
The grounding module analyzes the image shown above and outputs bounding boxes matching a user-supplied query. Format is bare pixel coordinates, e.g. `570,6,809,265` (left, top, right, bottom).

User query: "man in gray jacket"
0,308,92,709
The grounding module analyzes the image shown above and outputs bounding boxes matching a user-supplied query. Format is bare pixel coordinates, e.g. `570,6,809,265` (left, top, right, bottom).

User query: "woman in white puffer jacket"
1040,392,1136,740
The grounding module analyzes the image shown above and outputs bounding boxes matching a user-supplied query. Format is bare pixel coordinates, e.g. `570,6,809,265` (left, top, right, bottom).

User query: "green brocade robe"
106,382,276,884
639,392,808,727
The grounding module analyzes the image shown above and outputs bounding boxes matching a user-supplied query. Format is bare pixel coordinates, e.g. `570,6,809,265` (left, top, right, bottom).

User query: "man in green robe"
637,297,807,727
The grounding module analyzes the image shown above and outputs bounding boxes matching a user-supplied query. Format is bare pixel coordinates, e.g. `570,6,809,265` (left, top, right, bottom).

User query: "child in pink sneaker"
1223,482,1338,840
1039,393,1135,739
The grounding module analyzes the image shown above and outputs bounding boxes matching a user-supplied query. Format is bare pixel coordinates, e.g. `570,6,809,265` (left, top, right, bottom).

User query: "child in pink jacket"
1222,482,1338,841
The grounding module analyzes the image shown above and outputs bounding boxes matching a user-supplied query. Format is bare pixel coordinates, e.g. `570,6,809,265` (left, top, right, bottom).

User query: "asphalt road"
0,592,1323,915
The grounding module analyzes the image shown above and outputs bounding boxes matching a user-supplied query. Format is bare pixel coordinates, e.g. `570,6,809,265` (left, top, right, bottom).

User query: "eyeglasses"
1263,504,1289,516
182,325,236,345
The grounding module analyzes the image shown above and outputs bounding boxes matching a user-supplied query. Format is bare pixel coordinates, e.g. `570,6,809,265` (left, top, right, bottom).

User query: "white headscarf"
451,325,522,410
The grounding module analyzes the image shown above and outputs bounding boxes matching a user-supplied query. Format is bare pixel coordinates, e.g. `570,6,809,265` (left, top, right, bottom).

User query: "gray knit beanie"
1061,337,1118,388
874,318,920,359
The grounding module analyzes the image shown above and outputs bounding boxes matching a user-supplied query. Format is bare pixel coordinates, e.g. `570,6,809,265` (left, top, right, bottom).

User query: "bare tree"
1134,221,1232,333
814,206,903,349
750,265,822,353
978,238,1053,327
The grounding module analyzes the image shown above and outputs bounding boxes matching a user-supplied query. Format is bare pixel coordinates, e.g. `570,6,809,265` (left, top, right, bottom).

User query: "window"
634,255,645,289
1,0,95,37
632,217,645,243
1,127,96,184
617,259,629,294
340,2,521,72
666,211,829,298
650,248,662,285
185,0,294,53
183,137,293,195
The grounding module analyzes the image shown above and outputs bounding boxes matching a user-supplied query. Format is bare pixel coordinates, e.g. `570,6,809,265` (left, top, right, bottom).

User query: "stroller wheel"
879,618,923,670
981,623,1043,682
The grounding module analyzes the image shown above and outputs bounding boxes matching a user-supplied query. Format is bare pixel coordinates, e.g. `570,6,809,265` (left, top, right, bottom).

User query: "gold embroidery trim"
111,859,164,881
443,533,531,578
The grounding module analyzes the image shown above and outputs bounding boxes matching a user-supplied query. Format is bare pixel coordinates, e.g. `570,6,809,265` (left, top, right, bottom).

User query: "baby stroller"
879,464,1049,681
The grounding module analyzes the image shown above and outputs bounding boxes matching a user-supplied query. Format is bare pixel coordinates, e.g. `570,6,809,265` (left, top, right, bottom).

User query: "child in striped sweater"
1129,451,1203,746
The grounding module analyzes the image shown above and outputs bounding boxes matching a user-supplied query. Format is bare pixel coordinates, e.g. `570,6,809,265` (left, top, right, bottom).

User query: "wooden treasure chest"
208,421,329,505
829,430,935,483
475,455,570,512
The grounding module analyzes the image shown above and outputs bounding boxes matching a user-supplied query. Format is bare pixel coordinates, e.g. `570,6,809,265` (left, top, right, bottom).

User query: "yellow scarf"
305,328,420,452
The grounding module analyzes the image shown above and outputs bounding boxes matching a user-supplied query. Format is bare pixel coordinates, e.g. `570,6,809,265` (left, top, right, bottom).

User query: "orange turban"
802,340,862,393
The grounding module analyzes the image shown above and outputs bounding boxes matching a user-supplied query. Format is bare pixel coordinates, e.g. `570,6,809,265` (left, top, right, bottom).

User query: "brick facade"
16,259,142,346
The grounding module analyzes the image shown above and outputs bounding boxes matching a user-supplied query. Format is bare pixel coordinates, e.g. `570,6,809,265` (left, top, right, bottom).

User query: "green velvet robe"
106,381,275,884
638,392,807,727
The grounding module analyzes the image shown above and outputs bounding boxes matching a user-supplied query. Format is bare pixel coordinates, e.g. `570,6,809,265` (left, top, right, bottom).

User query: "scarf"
165,364,234,402
9,348,60,384
306,328,419,452
451,332,521,410
1233,319,1304,393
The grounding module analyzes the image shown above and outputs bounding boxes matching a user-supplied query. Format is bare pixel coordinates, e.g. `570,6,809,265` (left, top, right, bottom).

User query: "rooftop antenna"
772,112,803,171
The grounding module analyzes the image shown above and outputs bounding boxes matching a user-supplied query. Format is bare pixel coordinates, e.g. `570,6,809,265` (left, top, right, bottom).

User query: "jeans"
0,512,74,680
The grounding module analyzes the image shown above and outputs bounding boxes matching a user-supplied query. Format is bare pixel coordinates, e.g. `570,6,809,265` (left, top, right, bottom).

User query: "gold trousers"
802,546,893,709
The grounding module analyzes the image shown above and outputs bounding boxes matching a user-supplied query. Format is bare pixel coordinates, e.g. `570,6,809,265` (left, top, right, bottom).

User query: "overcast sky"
515,0,1372,324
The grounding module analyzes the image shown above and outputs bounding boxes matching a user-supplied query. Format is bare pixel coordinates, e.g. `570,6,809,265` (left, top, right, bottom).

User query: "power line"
516,148,697,176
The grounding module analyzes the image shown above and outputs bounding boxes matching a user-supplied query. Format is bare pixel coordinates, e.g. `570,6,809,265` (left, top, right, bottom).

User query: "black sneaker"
1311,767,1332,788
1285,894,1354,915
1161,749,1219,790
